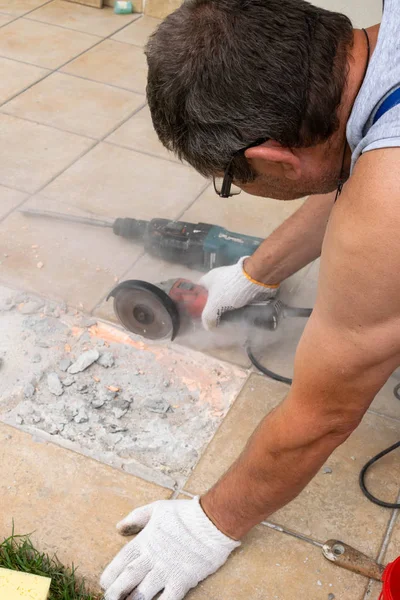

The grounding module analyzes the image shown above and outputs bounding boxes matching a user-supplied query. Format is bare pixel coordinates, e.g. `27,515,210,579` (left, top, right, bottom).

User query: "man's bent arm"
245,190,336,285
202,149,400,539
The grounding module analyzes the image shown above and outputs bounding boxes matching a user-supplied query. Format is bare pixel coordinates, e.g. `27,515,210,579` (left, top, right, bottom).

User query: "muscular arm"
245,190,337,285
201,149,400,539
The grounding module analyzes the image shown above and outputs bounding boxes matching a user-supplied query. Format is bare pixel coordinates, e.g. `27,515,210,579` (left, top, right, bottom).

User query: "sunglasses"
213,137,269,198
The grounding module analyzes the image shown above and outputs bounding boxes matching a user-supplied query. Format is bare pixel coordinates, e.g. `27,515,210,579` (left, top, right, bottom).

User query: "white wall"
313,0,382,28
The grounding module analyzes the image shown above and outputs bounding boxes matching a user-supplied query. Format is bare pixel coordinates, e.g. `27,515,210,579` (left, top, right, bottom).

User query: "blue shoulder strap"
373,86,400,125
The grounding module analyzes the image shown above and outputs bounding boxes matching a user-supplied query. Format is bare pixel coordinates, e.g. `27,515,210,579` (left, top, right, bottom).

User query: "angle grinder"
107,278,312,341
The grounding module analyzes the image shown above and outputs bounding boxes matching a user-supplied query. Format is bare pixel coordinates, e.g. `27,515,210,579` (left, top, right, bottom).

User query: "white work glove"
199,256,279,330
100,497,240,600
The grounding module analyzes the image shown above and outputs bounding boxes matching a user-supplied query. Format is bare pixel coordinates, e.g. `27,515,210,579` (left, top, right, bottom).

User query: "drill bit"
20,208,114,229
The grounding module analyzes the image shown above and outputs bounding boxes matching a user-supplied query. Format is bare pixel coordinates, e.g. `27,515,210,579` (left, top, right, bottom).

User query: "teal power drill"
21,210,263,271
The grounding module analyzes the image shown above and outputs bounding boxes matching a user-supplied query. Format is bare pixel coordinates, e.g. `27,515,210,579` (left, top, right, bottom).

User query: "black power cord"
359,441,400,509
247,341,400,509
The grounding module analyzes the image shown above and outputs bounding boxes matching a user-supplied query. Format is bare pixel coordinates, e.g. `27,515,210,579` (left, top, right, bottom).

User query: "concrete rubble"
0,285,246,486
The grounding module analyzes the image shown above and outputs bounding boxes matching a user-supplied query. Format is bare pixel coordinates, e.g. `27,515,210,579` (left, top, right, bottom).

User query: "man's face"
239,168,341,200
237,137,348,201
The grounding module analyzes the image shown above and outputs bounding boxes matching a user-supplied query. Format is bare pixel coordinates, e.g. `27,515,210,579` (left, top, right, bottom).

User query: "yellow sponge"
0,567,51,599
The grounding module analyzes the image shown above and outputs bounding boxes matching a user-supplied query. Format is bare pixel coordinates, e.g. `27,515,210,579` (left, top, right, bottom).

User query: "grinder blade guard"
107,280,180,340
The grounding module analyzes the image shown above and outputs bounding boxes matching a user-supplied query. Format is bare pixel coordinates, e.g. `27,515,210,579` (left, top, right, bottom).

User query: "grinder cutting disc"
107,280,180,340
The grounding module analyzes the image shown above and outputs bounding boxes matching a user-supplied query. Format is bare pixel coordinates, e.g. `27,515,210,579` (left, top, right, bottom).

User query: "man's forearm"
200,394,351,540
245,190,336,284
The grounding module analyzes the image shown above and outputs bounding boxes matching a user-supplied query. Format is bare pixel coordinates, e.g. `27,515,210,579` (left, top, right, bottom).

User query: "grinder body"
109,278,285,340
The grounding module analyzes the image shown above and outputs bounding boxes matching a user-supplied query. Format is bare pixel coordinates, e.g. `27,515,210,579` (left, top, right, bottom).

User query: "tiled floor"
0,3,396,600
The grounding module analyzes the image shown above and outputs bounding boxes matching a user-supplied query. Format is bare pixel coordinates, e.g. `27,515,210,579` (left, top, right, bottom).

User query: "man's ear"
245,141,302,181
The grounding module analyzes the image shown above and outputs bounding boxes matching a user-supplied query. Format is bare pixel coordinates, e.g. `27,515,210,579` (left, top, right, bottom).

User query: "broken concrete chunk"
42,421,63,435
323,466,333,474
79,332,91,344
16,416,23,425
68,349,99,374
328,595,335,600
98,352,115,369
74,409,89,424
24,383,35,399
79,317,98,328
59,358,72,372
35,340,51,348
19,300,44,315
76,383,89,393
91,397,106,409
32,353,42,364
62,375,75,387
145,398,171,414
112,407,128,419
47,372,64,397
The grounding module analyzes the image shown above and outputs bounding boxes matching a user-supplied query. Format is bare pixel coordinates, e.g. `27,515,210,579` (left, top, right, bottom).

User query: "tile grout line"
362,495,400,600
105,35,150,50
0,0,54,23
0,194,32,227
104,140,192,168
23,15,103,37
89,179,211,314
53,70,146,96
89,251,146,316
367,408,400,424
0,111,98,140
175,181,212,220
8,97,147,228
261,520,324,549
0,6,144,109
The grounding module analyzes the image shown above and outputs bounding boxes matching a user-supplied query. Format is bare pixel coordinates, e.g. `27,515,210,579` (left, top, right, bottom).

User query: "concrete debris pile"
0,288,245,486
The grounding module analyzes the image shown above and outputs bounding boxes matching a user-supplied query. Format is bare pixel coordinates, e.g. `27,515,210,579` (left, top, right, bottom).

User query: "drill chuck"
112,218,149,240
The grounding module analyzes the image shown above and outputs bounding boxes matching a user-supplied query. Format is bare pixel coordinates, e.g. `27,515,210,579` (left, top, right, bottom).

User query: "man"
101,0,400,598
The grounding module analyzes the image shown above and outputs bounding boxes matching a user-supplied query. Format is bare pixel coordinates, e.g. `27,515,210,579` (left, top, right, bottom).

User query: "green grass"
0,530,102,600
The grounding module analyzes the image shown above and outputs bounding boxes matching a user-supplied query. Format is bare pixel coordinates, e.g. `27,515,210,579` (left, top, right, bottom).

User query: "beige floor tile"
0,185,27,220
28,0,138,36
62,39,148,94
0,194,144,310
144,0,180,20
370,373,400,421
0,57,48,105
0,0,48,15
0,18,98,68
40,142,207,219
273,411,400,557
112,14,161,46
185,521,368,600
0,114,93,193
2,72,144,138
0,422,171,590
107,105,180,161
0,13,13,25
182,184,305,239
185,374,399,557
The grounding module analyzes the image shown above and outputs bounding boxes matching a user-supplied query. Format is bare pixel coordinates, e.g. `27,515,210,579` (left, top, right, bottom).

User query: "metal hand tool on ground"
20,208,263,271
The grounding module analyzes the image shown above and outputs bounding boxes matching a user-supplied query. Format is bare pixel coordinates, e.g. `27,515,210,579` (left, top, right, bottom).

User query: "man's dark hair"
145,0,353,182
